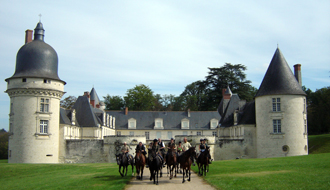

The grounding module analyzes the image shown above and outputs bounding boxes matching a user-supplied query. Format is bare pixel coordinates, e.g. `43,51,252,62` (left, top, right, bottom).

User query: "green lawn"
308,134,330,154
0,163,133,190
193,153,330,190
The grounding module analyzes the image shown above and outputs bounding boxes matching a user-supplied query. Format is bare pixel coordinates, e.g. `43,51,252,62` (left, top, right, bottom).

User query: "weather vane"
39,14,42,22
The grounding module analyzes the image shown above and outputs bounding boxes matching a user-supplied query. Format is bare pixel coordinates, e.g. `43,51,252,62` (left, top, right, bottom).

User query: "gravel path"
125,169,216,190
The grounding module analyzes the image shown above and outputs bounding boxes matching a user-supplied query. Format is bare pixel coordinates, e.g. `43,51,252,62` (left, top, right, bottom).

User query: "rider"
158,138,165,163
182,137,195,166
204,138,212,163
136,141,146,156
197,138,206,162
121,142,132,162
150,139,165,166
177,141,183,154
166,138,177,164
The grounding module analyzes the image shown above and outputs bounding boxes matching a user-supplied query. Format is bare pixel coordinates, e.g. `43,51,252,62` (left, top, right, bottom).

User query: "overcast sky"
0,0,329,131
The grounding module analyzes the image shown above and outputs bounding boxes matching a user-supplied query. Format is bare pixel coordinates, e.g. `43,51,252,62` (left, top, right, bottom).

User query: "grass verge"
0,162,133,190
192,153,330,190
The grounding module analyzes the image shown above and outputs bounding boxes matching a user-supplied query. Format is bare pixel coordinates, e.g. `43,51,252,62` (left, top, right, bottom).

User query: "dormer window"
22,78,26,82
210,119,218,129
181,118,189,129
71,109,76,125
128,118,136,129
154,118,164,129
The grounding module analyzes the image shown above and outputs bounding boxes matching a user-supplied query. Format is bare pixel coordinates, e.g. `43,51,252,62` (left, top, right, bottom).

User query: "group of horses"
115,146,211,185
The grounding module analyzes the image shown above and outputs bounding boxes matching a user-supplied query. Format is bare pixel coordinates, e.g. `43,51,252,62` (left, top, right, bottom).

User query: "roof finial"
277,43,279,48
39,14,42,22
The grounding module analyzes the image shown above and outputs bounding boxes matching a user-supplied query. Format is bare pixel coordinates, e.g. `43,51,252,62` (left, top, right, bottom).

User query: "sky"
0,0,329,131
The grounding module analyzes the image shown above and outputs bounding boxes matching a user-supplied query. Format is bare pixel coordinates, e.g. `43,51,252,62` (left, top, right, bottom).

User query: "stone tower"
5,22,66,163
255,48,308,158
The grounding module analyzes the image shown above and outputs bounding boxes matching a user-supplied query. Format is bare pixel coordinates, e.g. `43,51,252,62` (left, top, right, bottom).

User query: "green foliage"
303,86,330,134
0,129,8,159
193,153,330,190
0,163,132,190
308,134,330,154
103,95,125,110
60,96,77,109
124,84,155,111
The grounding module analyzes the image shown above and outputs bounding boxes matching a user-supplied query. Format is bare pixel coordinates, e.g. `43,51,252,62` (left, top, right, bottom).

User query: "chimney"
25,29,33,44
187,109,191,117
222,89,226,96
83,91,90,102
294,64,302,87
125,107,128,115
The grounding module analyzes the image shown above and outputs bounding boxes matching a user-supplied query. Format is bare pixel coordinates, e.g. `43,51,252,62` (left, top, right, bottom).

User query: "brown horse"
178,147,196,183
197,147,210,176
135,149,146,180
115,153,134,177
166,144,177,179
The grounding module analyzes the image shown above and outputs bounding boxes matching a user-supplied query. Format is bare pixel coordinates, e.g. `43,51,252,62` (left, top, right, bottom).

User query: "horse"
135,148,146,180
166,144,177,179
197,147,210,176
178,147,196,183
115,153,134,177
148,148,163,185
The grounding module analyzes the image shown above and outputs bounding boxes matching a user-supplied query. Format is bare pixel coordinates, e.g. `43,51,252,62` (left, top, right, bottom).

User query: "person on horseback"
148,139,165,167
158,138,165,157
121,142,132,162
203,138,212,164
136,142,146,156
182,137,196,166
197,139,206,161
166,138,178,165
177,141,183,154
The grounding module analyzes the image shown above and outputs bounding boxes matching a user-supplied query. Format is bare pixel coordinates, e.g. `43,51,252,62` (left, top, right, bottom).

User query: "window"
212,131,217,136
145,132,150,139
181,119,189,129
304,119,307,134
303,98,306,113
40,98,49,112
167,132,172,139
117,131,121,136
273,119,281,133
183,131,188,136
197,131,201,136
272,98,281,112
43,79,51,83
22,78,26,82
156,132,161,139
128,118,136,129
129,131,134,136
210,119,218,129
154,118,164,129
40,120,48,134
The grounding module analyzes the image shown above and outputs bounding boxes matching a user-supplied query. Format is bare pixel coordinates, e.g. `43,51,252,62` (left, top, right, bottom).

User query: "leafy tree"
103,95,125,110
60,96,77,109
162,94,176,111
305,86,330,134
180,81,208,111
124,84,156,111
0,129,8,159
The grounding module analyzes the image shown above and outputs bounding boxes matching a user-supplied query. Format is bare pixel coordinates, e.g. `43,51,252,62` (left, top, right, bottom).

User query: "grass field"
192,153,330,189
0,162,133,190
1,134,330,189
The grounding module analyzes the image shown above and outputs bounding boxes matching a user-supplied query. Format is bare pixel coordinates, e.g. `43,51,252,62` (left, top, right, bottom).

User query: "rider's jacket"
199,143,206,152
136,144,145,152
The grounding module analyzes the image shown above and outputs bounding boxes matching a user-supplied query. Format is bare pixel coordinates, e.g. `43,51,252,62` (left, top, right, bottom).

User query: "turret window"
40,120,48,134
40,98,49,112
272,98,281,112
273,119,281,133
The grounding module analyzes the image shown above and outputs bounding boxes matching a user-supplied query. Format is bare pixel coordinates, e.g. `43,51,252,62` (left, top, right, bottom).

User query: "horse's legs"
119,165,123,177
141,166,143,180
182,167,185,183
131,163,134,176
188,168,191,182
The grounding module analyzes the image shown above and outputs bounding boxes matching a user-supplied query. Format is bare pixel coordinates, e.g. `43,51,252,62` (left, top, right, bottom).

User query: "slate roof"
59,108,80,126
72,96,103,127
106,110,221,130
6,22,65,84
255,48,306,97
90,88,101,106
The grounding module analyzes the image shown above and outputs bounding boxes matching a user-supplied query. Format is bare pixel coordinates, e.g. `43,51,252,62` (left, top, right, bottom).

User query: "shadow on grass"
94,174,133,182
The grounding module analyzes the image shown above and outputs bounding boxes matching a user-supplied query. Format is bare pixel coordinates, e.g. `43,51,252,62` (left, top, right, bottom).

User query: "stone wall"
65,139,106,163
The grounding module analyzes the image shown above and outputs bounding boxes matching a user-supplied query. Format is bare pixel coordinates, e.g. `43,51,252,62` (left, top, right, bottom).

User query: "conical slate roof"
90,88,100,105
255,48,306,97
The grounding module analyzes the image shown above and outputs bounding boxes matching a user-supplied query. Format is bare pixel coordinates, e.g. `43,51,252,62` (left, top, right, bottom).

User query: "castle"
5,22,308,163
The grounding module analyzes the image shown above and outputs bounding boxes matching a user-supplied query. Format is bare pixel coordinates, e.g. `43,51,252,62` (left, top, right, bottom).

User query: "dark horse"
135,149,146,180
115,153,134,177
166,144,177,179
148,148,163,185
197,147,210,176
178,147,196,183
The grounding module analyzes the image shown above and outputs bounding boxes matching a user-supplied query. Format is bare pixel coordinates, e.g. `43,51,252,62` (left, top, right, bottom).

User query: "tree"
180,81,209,111
162,94,177,111
60,96,77,109
103,95,125,110
0,129,8,159
153,94,163,111
305,86,330,134
124,84,156,111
